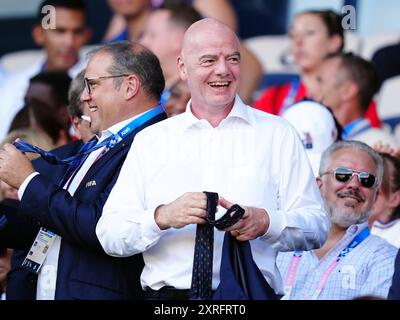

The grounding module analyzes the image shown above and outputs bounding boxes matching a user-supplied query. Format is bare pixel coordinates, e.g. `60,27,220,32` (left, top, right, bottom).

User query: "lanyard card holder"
22,228,57,274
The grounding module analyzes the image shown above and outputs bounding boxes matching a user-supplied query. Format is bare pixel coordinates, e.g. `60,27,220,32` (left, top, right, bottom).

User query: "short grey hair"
319,140,384,188
67,69,85,117
87,41,165,101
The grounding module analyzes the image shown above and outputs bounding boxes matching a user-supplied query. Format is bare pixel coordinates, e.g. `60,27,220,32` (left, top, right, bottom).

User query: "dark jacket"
1,112,167,299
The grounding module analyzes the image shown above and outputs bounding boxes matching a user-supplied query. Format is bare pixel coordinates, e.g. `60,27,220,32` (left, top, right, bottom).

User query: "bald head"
177,18,241,120
181,18,240,59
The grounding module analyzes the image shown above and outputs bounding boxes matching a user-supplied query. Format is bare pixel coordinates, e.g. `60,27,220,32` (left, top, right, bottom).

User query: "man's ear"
328,34,343,54
178,56,187,81
389,190,400,210
341,80,358,102
125,74,140,99
32,25,45,46
316,176,323,191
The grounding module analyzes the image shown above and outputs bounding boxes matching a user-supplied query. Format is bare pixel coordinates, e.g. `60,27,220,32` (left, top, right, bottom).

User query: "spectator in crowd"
27,98,70,147
277,140,397,300
139,2,202,105
96,18,329,300
0,41,167,299
369,152,400,248
253,10,381,128
311,52,397,148
0,0,91,140
164,79,191,117
104,0,237,42
104,0,153,42
282,100,340,176
25,71,72,137
67,69,96,143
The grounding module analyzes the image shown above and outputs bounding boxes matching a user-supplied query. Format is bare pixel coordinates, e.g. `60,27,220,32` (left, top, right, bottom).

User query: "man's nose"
214,59,229,76
346,174,361,189
80,88,90,102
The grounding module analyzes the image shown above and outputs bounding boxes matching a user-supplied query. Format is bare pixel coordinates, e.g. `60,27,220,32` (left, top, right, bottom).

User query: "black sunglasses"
322,166,377,188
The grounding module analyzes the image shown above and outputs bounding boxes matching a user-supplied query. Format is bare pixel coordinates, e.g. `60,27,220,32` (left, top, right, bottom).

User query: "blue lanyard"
15,105,164,166
281,77,300,114
337,227,370,259
342,118,371,140
160,88,171,108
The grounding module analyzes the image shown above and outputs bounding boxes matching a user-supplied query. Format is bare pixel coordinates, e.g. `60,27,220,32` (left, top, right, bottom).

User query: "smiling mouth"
208,81,230,88
338,193,364,203
89,105,98,112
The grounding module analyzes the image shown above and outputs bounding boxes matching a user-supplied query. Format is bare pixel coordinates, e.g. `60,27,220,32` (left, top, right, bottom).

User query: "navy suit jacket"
3,140,83,300
388,249,400,300
1,111,167,299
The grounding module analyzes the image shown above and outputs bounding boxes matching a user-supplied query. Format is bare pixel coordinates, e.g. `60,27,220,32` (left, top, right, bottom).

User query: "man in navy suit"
0,41,167,299
3,69,91,300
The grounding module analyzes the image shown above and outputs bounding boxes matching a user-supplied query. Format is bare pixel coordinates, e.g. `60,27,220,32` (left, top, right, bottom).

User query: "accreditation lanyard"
342,117,371,140
22,105,164,274
283,227,370,300
281,77,300,114
86,104,165,154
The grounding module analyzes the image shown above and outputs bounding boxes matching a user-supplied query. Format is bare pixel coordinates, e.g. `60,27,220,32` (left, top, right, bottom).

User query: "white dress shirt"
18,116,138,300
96,96,329,294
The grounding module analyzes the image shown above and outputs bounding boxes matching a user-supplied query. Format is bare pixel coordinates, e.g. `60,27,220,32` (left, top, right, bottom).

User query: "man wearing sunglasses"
277,140,398,300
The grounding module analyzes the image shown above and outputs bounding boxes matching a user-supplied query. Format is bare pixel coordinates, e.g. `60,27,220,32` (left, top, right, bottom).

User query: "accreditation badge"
22,228,57,273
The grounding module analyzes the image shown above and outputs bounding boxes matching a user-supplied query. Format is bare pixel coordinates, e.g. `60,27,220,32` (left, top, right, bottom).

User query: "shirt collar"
181,94,254,131
342,117,370,139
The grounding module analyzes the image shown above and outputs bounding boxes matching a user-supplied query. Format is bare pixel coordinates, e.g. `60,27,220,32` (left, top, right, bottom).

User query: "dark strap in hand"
190,192,244,300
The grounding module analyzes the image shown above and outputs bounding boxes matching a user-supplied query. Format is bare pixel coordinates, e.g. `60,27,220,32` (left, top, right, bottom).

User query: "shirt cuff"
260,208,287,243
18,172,40,200
140,206,167,240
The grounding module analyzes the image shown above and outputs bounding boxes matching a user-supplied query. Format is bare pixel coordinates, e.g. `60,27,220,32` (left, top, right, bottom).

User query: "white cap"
282,100,338,176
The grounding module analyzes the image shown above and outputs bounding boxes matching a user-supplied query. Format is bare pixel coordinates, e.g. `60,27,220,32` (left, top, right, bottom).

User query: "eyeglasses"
321,166,377,188
84,74,131,95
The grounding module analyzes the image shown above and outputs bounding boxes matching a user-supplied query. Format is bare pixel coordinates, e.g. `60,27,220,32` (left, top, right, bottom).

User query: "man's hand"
373,141,400,157
220,197,270,241
0,143,35,189
155,192,207,230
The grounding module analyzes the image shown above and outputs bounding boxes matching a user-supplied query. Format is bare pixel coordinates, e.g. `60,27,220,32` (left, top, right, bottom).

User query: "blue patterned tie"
190,192,245,300
190,191,218,300
57,137,99,186
14,136,99,169
13,137,99,187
